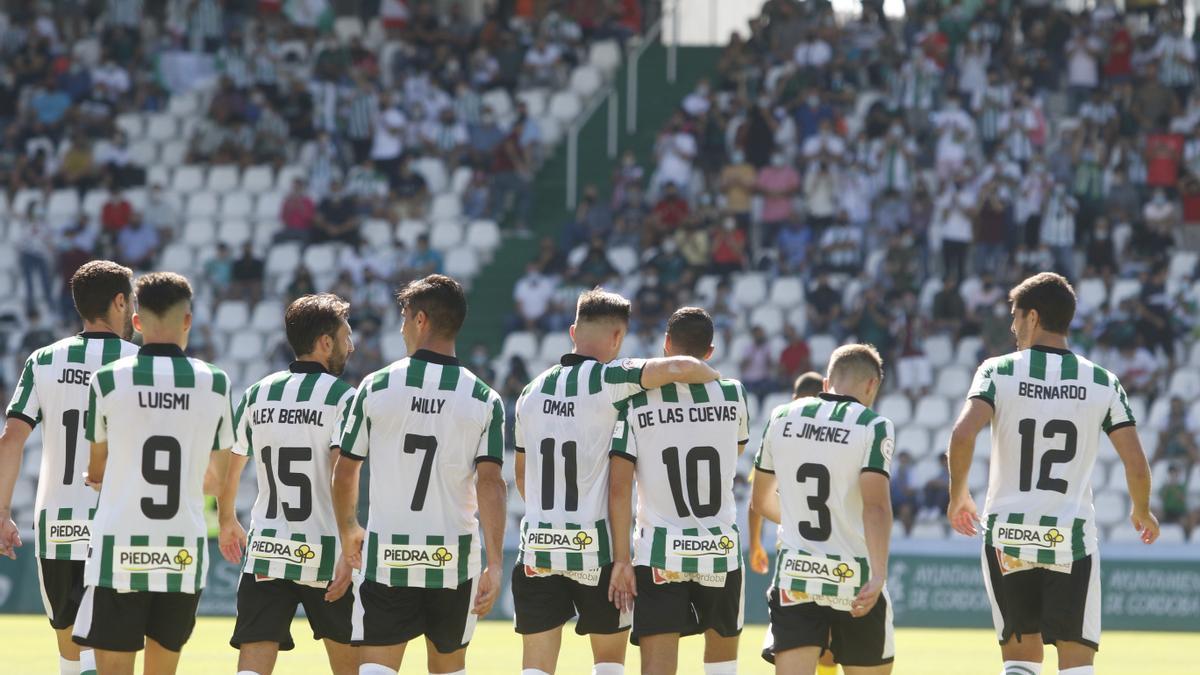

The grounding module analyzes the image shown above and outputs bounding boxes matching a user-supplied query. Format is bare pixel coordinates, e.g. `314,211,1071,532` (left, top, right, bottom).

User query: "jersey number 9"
141,435,181,520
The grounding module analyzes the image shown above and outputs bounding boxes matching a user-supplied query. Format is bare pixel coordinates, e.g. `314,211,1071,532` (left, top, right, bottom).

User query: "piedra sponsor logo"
671,535,736,558
994,526,1065,549
382,545,454,568
525,530,595,552
782,557,857,584
117,547,194,573
46,520,91,544
248,538,319,566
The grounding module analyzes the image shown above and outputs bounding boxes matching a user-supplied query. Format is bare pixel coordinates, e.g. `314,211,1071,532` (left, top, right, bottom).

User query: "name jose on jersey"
632,403,740,429
56,368,92,385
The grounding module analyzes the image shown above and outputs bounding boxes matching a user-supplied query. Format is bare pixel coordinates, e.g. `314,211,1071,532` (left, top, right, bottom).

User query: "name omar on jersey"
251,407,325,426
635,404,739,428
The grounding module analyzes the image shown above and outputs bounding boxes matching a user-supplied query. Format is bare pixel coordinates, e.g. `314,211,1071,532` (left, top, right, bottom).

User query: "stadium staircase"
459,45,722,351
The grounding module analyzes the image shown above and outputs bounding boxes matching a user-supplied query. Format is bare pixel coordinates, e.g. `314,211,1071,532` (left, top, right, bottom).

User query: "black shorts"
350,576,479,654
983,546,1102,650
511,563,631,635
231,574,354,650
761,588,894,667
72,586,202,652
37,558,86,629
631,566,743,644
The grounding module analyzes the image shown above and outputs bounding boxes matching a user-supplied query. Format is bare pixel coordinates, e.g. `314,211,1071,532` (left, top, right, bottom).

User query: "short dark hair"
396,274,467,339
135,272,193,316
828,344,884,384
1008,272,1075,334
792,371,824,398
575,288,631,324
71,260,133,322
666,307,713,358
285,294,350,357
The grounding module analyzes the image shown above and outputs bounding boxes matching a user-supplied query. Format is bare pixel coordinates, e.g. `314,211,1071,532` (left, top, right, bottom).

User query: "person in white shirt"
793,30,832,69
524,36,565,88
936,178,975,281
512,262,558,332
1040,184,1078,278
1065,29,1102,112
650,120,697,199
370,93,407,179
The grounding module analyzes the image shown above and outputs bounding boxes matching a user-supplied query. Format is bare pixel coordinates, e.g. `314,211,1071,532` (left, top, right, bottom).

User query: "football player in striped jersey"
217,294,358,674
0,261,138,675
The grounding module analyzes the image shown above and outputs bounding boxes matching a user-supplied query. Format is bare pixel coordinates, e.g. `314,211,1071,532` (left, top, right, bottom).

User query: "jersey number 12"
1017,418,1077,494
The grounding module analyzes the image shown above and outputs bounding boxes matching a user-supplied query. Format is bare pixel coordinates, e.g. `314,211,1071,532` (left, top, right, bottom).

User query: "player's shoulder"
25,334,82,365
457,365,501,406
185,357,232,395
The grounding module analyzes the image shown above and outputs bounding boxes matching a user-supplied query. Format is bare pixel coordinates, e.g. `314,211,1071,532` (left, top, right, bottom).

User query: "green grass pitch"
1,616,1197,673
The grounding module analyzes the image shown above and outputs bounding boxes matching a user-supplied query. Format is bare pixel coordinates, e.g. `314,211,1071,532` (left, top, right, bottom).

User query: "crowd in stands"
503,0,1200,539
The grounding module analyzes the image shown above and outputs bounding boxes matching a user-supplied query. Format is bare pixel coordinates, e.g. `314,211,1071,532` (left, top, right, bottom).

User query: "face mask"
807,95,820,107
662,239,678,254
772,155,787,166
731,151,745,163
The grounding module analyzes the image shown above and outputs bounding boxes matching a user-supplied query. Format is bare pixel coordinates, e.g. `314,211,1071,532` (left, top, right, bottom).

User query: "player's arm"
608,454,636,611
86,441,109,489
0,417,33,558
217,452,249,564
639,355,721,390
747,497,768,575
750,469,781,524
854,470,892,618
474,460,506,616
331,451,364,569
204,448,231,497
947,397,992,536
514,450,526,500
1109,425,1159,544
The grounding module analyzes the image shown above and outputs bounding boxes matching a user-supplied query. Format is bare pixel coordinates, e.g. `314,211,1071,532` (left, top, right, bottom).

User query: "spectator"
758,153,802,237
278,178,317,243
204,242,235,298
650,116,697,197
407,234,444,277
890,451,918,536
142,183,180,236
778,324,811,383
650,182,689,234
1153,398,1200,466
510,262,556,333
739,326,776,399
314,180,361,245
490,119,533,234
718,150,757,226
284,265,316,303
1156,464,1193,539
894,291,931,398
229,242,265,303
931,277,969,337
115,212,160,270
393,156,430,219
16,203,54,312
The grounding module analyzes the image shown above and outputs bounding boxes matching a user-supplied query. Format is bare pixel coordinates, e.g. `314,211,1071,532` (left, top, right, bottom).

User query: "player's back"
756,393,894,561
85,345,234,592
968,346,1134,562
338,350,503,588
235,365,355,581
7,332,137,559
514,355,645,570
614,379,749,573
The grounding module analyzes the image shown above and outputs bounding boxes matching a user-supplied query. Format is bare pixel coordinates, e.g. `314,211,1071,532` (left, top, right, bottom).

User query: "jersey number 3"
1017,418,1077,494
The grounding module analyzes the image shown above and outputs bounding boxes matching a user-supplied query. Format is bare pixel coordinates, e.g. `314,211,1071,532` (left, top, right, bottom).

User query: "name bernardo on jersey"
633,403,739,428
1017,381,1088,400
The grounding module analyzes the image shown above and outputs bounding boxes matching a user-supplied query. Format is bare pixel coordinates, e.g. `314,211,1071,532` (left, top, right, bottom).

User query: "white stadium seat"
216,220,252,246
160,140,187,167
159,244,192,272
954,336,983,366
769,277,804,308
182,219,216,247
1168,251,1197,281
1076,277,1106,315
876,395,912,428
1109,278,1141,310
502,331,538,362
465,219,501,254
483,88,514,119
808,335,837,370
129,139,157,165
362,219,394,248
429,193,462,221
397,219,428,249
250,302,283,333
303,245,339,275
935,366,972,396
242,165,274,194
539,116,564,147
548,92,583,123
187,192,219,219
1093,491,1127,528
228,332,264,361
749,305,784,335
608,246,638,275
382,332,407,362
412,158,448,195
115,113,143,138
896,427,930,458
1168,369,1200,399
539,333,573,364
430,221,463,250
913,396,951,429
265,243,302,277
569,65,603,99
450,166,473,195
168,91,201,117
924,334,954,368
516,88,549,118
588,40,622,76
1156,523,1187,545
208,166,240,192
909,522,946,540
732,274,768,309
222,192,254,219
47,190,79,218
173,166,205,193
445,248,480,280
214,301,250,332
146,113,177,141
255,191,285,221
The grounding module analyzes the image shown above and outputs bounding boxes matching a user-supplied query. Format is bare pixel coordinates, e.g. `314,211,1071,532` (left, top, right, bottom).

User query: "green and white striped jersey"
233,362,355,584
514,354,646,571
612,379,749,574
968,346,1135,564
84,344,236,593
338,350,504,590
755,393,894,599
6,332,138,560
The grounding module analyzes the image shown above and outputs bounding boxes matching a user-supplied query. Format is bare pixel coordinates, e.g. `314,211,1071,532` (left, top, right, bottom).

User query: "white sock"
1001,661,1042,675
79,650,96,675
431,671,466,675
522,670,552,675
1058,668,1094,675
704,660,738,675
59,657,80,675
592,664,624,675
360,665,398,675
236,671,262,675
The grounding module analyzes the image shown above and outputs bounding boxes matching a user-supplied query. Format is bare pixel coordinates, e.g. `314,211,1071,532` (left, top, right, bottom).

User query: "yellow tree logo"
1044,529,1065,546
432,547,454,566
718,536,735,553
293,544,316,565
832,562,855,583
573,532,594,551
174,549,194,571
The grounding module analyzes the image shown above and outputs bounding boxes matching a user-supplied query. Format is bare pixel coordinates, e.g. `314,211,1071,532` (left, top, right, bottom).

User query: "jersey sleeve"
862,417,895,477
602,358,647,403
5,356,40,427
513,387,528,453
610,401,637,463
967,359,997,408
337,381,371,460
231,388,253,456
475,394,505,466
329,386,357,450
85,372,106,444
754,409,780,474
737,381,750,445
213,388,236,451
1102,376,1136,434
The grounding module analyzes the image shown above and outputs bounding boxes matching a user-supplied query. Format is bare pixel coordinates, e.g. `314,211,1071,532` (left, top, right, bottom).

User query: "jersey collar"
411,349,459,366
818,392,862,405
139,343,186,357
560,353,599,366
79,331,120,340
1030,344,1072,356
289,360,329,374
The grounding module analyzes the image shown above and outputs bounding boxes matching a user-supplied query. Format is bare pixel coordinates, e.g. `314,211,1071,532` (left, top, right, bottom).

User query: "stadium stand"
2,0,1199,551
